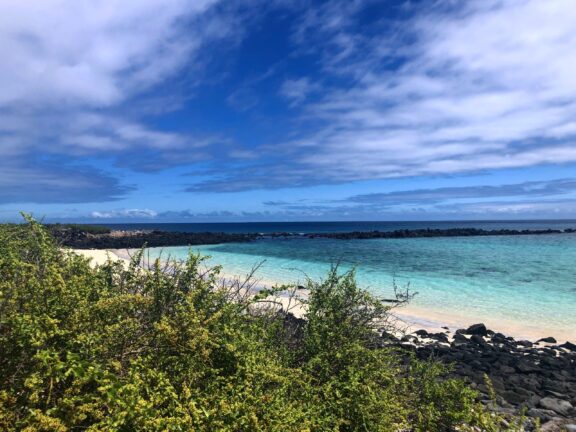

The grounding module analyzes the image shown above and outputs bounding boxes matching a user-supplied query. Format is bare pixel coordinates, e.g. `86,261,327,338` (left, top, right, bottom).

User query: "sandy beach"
69,247,576,343
69,248,126,267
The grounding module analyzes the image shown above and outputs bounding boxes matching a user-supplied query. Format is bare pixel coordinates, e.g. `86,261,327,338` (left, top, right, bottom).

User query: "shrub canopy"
0,217,523,431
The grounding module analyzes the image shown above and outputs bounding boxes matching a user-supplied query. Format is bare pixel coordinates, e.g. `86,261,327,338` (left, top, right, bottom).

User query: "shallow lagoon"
144,233,576,340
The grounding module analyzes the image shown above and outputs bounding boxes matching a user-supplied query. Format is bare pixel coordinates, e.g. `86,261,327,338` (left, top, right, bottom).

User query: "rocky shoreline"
380,323,576,431
49,225,259,249
280,311,576,430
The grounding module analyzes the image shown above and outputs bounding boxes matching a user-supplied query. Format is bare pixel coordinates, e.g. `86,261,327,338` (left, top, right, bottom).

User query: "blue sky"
2,0,576,222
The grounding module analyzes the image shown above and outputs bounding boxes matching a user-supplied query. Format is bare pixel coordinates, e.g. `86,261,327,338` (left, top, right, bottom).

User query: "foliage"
0,216,523,431
46,223,112,235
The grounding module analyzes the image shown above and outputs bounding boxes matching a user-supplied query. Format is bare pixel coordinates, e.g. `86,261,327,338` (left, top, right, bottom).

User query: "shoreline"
71,247,576,344
53,225,576,251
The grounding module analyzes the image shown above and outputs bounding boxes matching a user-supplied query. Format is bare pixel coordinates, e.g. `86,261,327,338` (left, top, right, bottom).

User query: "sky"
1,0,576,222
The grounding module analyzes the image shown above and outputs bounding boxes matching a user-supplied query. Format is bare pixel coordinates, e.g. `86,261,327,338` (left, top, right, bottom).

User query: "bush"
47,223,112,235
0,216,522,431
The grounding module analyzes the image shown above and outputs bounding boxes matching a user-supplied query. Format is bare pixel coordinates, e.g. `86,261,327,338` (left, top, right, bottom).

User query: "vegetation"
0,216,525,431
47,223,112,235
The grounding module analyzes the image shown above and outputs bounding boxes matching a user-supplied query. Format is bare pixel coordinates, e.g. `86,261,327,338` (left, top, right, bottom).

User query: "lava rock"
470,334,487,346
517,340,534,348
527,408,558,421
381,331,399,342
430,332,450,343
538,397,574,417
560,341,576,351
464,323,488,336
537,337,557,344
453,333,468,342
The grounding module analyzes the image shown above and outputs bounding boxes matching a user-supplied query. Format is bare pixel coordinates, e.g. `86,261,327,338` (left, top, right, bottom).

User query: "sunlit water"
142,233,576,340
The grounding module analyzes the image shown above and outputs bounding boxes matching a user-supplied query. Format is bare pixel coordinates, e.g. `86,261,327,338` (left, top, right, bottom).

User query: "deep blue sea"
105,221,576,340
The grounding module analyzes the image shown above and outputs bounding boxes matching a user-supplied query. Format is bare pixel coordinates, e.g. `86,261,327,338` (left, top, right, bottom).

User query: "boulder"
464,323,488,336
538,397,573,417
502,390,528,405
517,340,533,348
470,334,487,346
527,408,557,421
560,341,576,351
429,332,449,343
492,332,507,342
453,333,468,342
516,360,539,374
536,337,557,344
499,365,515,375
380,331,399,342
541,419,570,432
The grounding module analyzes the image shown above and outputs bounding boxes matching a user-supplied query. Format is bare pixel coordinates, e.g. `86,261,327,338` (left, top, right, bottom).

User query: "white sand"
68,248,575,343
69,248,128,268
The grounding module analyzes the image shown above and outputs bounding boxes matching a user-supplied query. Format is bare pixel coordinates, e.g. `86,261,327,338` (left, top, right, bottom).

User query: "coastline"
67,249,576,428
69,248,127,268
70,247,576,344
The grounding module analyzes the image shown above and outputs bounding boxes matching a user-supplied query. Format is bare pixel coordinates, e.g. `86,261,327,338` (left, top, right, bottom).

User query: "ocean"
106,221,576,340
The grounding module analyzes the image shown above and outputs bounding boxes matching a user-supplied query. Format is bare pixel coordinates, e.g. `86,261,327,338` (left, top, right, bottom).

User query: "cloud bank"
192,0,576,191
0,0,225,203
3,0,576,220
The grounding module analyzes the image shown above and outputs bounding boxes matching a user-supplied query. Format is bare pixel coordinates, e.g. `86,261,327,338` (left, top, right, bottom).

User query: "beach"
71,244,576,343
67,243,576,429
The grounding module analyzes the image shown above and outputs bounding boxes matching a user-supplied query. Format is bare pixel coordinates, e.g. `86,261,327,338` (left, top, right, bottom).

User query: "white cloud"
0,0,219,108
302,0,576,179
279,77,319,105
0,0,233,202
91,208,158,218
438,199,576,216
205,0,576,190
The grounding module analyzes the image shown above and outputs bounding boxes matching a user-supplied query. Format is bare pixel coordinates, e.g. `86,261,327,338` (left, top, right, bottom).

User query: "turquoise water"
144,233,576,338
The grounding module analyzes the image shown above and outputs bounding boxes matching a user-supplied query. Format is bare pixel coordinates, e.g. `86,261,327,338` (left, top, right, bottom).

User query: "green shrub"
0,216,522,431
47,223,112,235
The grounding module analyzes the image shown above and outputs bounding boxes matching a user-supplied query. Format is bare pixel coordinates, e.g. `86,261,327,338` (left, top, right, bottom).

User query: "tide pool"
144,233,576,340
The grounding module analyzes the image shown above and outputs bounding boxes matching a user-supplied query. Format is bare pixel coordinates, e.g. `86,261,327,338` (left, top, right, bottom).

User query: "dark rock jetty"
381,324,576,431
298,227,576,240
50,225,258,249
51,224,576,249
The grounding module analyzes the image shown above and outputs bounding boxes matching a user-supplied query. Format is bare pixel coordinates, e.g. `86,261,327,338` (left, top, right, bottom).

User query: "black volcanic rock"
50,226,259,249
380,325,576,429
307,227,570,240
561,341,576,351
464,323,489,336
430,332,450,343
414,329,429,337
537,337,557,344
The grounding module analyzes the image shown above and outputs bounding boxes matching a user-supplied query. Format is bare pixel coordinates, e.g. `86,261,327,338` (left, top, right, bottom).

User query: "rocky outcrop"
304,227,576,240
50,227,259,249
381,323,576,431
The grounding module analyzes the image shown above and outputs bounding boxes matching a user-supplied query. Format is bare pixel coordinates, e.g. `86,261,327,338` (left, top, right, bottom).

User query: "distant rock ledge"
49,224,576,249
290,227,576,240
48,225,258,249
